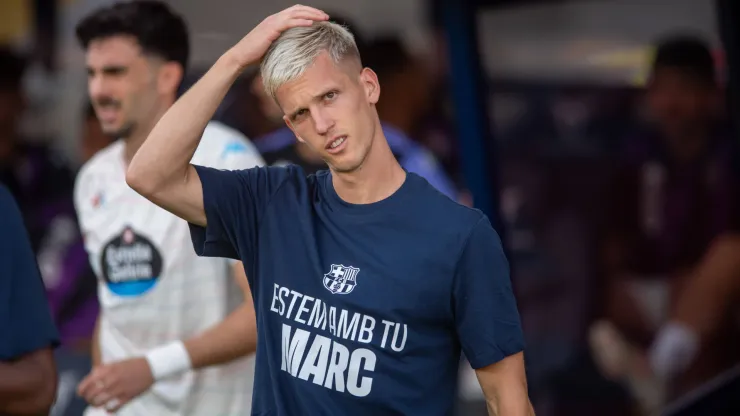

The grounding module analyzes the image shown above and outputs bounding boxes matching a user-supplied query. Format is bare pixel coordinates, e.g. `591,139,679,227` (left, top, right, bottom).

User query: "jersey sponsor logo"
271,283,409,398
100,226,163,297
323,264,359,295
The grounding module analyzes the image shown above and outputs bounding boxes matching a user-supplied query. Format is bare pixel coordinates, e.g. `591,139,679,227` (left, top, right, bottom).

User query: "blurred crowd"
1,2,739,416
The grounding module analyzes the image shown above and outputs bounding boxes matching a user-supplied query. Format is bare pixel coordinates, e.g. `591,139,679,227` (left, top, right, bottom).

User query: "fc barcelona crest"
323,264,360,295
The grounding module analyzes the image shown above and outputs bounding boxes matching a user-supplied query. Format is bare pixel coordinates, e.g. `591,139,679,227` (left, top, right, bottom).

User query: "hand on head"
228,5,329,69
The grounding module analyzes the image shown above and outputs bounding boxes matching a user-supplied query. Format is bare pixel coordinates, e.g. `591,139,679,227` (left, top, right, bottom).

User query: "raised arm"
126,5,329,226
125,55,240,226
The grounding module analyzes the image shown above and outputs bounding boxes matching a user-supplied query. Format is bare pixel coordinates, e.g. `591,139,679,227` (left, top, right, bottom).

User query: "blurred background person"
0,46,95,351
72,1,262,414
363,35,459,200
591,34,740,410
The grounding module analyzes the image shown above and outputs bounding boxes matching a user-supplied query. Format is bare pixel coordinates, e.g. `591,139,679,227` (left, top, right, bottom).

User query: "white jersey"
75,121,264,416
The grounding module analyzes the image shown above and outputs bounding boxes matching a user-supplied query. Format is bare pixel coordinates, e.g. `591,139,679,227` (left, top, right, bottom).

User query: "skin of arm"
0,349,58,415
183,261,257,368
475,352,535,416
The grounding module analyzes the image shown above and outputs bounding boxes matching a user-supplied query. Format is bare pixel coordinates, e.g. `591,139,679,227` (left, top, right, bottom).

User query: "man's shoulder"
0,185,19,227
0,183,13,205
0,185,25,248
76,141,123,189
74,141,125,212
407,173,483,229
78,140,124,178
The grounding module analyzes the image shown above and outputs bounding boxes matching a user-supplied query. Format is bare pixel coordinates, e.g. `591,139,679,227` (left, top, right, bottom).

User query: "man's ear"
360,67,380,105
157,61,183,96
283,116,305,143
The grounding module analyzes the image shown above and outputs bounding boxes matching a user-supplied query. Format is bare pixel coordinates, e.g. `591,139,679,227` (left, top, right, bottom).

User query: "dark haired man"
73,2,264,414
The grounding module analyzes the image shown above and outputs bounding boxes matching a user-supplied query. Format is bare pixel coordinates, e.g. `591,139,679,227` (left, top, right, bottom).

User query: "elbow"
125,162,145,192
126,164,155,197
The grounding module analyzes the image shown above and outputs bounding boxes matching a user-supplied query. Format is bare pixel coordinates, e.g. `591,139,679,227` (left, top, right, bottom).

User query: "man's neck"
331,126,406,205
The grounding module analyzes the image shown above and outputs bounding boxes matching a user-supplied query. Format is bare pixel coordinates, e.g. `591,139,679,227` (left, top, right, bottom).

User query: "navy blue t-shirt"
190,166,524,415
0,184,60,361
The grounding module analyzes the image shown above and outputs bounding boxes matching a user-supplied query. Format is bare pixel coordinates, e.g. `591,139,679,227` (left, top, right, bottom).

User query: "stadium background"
1,0,739,415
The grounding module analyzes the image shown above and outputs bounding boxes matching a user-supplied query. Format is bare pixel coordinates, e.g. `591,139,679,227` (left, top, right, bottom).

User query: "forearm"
484,387,535,416
184,302,257,369
92,315,101,366
0,354,56,414
127,52,244,192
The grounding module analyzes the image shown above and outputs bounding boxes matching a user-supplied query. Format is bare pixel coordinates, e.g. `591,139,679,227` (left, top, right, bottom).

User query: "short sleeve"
453,217,524,369
189,165,296,265
0,186,60,360
203,133,266,265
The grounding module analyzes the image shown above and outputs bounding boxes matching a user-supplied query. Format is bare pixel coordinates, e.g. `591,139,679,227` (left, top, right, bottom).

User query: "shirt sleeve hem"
467,345,525,370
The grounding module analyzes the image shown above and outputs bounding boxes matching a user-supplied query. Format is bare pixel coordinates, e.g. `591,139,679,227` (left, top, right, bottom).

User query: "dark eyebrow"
289,107,306,122
288,88,337,121
87,65,128,75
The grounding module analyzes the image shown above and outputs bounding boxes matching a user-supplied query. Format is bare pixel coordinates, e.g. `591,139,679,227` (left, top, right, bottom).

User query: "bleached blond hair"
260,21,360,102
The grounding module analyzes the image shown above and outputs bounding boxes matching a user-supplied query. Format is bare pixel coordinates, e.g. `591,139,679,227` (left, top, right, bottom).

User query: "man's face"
85,35,162,138
277,52,380,173
647,67,716,138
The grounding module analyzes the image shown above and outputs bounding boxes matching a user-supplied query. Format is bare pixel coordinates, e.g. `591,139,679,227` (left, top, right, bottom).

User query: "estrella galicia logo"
323,264,360,295
100,226,163,297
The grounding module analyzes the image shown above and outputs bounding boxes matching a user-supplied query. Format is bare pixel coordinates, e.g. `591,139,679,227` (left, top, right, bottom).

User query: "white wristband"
145,341,192,381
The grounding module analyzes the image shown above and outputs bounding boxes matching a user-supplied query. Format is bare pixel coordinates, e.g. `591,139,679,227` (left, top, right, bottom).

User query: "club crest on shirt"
100,226,164,297
323,264,360,295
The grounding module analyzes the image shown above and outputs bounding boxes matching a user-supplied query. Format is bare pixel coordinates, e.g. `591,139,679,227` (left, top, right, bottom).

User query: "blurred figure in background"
0,47,76,259
73,1,262,414
252,16,458,200
363,35,458,200
0,47,96,350
592,34,740,411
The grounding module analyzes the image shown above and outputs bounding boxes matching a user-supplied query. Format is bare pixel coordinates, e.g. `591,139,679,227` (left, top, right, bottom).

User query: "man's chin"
329,159,363,174
102,124,134,139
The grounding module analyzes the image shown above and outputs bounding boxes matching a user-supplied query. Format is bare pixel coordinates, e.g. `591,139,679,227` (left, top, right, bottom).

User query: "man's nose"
88,75,113,101
312,108,335,135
